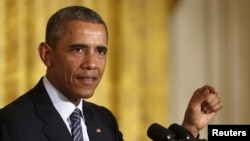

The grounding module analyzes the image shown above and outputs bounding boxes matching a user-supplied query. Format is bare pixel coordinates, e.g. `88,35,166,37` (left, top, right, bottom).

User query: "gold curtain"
0,0,175,140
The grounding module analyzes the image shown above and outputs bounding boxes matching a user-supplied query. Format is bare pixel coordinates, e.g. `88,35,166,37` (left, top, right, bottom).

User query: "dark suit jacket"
0,77,123,141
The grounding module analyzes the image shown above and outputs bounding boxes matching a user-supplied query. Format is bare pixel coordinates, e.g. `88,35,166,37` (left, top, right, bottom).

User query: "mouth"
76,76,98,85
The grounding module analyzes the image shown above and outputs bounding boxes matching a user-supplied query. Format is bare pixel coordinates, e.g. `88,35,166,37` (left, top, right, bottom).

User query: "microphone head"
147,123,177,141
168,123,194,140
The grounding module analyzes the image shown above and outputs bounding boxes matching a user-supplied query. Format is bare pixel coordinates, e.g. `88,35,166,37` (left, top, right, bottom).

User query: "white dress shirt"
43,76,89,141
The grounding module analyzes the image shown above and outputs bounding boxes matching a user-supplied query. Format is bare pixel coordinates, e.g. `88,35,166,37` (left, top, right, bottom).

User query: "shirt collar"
42,76,83,122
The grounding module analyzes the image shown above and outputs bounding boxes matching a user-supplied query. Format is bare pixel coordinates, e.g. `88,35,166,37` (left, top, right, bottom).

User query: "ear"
38,42,53,67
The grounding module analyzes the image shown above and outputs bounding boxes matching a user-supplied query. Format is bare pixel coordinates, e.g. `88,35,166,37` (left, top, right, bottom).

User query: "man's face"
46,21,107,104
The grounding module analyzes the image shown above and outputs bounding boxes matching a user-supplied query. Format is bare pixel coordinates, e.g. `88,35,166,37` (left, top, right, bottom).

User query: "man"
0,5,223,141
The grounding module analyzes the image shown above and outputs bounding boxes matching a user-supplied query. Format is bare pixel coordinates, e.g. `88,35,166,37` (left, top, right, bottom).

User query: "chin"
79,92,94,99
81,95,93,99
75,88,95,99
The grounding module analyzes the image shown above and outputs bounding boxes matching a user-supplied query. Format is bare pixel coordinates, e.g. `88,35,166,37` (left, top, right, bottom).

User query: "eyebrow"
68,43,107,50
68,43,87,48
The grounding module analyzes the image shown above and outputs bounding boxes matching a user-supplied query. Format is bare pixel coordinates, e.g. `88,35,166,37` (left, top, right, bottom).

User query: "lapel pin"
96,128,102,133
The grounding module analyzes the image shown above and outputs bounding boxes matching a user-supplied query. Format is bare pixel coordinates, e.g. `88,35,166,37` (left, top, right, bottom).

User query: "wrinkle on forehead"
63,22,107,46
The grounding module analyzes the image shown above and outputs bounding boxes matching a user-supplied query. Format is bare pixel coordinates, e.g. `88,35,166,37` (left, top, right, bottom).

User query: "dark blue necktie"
70,108,84,141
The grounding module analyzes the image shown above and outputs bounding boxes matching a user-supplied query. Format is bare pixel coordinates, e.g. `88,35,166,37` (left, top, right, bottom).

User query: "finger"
206,93,217,103
202,102,223,113
193,87,210,104
205,85,218,94
202,95,223,113
199,85,220,106
189,85,219,110
196,85,217,94
202,93,221,107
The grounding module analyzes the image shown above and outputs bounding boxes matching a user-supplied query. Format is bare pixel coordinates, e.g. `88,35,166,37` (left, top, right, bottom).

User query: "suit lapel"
32,78,72,141
83,101,103,141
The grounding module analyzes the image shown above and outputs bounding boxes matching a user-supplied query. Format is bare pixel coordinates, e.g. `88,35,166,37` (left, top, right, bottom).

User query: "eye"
71,47,85,53
73,47,83,52
69,44,86,53
97,47,107,55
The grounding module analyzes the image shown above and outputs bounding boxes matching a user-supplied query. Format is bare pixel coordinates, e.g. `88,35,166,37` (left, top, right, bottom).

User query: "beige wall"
169,0,250,137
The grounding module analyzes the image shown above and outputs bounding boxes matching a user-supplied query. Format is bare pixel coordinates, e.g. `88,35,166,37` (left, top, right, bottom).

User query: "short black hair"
45,5,108,47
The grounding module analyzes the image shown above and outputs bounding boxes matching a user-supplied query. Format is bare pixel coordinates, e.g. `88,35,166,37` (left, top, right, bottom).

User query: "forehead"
65,21,107,40
66,21,106,34
56,21,108,45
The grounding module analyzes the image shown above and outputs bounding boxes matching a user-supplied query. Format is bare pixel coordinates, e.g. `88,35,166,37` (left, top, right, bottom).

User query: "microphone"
147,123,177,141
168,123,195,141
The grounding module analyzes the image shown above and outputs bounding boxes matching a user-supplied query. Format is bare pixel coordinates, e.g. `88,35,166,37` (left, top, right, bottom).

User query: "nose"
81,52,97,70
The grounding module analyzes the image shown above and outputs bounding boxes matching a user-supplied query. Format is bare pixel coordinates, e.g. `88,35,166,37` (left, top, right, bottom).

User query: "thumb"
192,87,210,105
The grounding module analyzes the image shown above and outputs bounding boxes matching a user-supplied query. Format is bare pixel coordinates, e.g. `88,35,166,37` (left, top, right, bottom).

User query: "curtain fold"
168,0,250,137
0,1,173,141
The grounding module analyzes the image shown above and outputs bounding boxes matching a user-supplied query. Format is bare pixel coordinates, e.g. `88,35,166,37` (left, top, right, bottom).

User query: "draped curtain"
169,0,250,137
0,0,175,141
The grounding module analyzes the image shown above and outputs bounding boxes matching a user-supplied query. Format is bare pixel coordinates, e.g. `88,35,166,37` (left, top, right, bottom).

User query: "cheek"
63,62,79,75
53,57,78,74
98,58,106,68
99,61,107,74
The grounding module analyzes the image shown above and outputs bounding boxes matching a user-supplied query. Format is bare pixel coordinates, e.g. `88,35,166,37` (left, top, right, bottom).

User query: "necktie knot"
70,108,82,123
